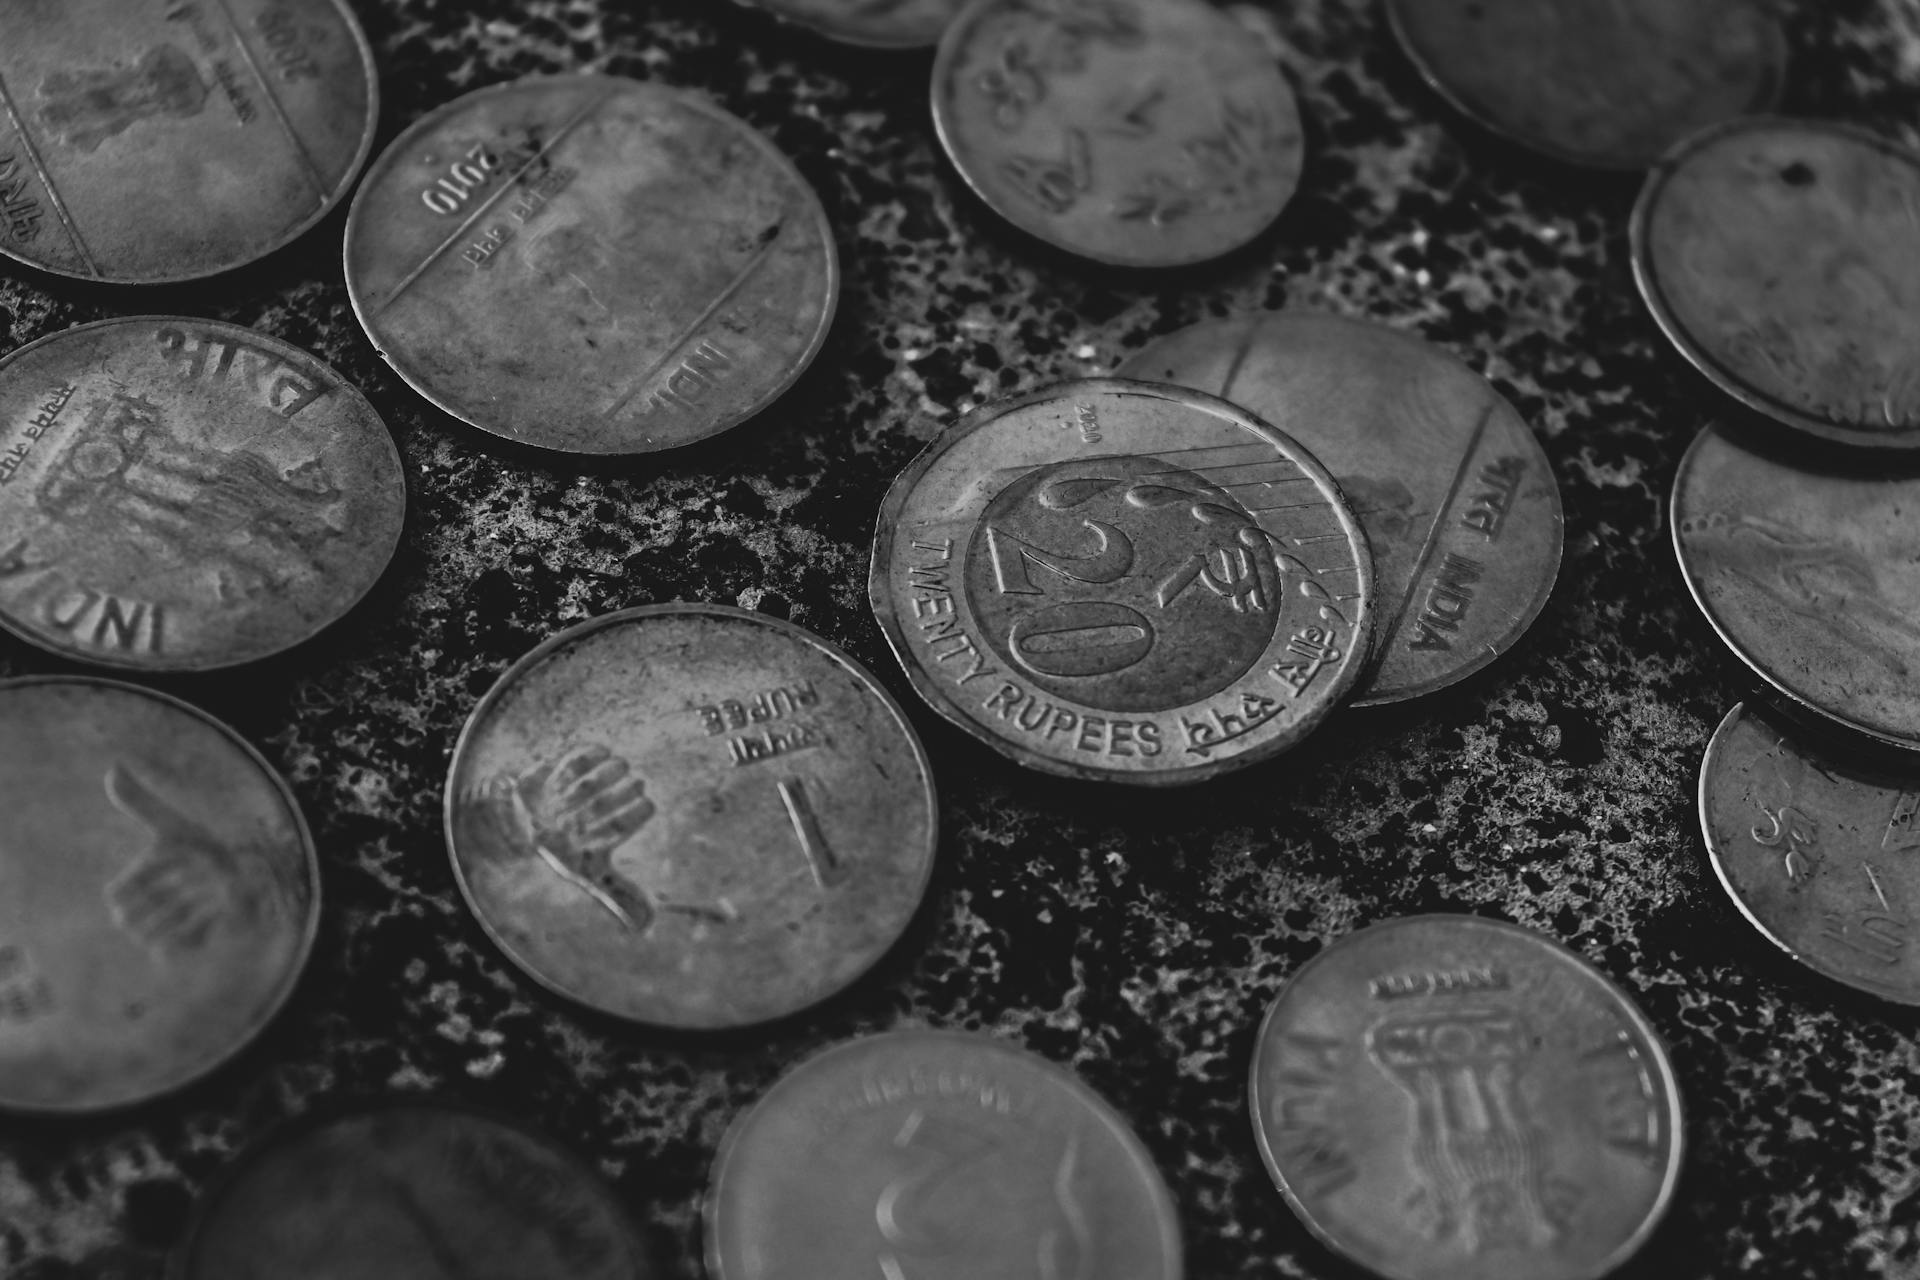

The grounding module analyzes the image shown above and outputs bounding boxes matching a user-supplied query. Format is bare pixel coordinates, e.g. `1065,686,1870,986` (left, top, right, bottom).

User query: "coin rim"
0,674,321,1116
733,0,955,49
441,601,941,1029
342,73,841,456
1247,913,1687,1280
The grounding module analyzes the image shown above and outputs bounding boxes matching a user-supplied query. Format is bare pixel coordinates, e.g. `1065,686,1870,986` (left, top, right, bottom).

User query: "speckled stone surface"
4,1,1920,1277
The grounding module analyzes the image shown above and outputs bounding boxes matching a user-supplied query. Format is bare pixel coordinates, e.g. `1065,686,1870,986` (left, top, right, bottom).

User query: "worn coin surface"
871,378,1372,785
706,1029,1182,1280
931,0,1303,268
174,1102,655,1278
0,677,317,1114
345,74,838,454
1251,915,1683,1280
740,0,967,48
1119,313,1561,706
1633,118,1920,447
1673,423,1920,751
0,317,405,672
1701,702,1920,1006
445,604,937,1028
0,0,376,284
1386,0,1784,171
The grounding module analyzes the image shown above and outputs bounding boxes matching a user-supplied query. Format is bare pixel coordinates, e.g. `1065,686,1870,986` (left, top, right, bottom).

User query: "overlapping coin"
0,0,377,283
0,317,406,672
446,604,937,1028
739,0,967,48
0,677,317,1114
1119,312,1561,706
1633,118,1920,447
870,378,1372,784
1251,915,1683,1280
931,0,1303,267
706,1029,1183,1280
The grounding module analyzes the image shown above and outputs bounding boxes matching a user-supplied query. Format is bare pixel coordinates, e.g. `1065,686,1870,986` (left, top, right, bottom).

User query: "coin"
930,0,1303,268
1118,313,1561,706
345,75,839,455
739,0,967,49
0,0,376,284
705,1029,1182,1280
445,604,937,1029
0,317,406,672
1673,422,1920,752
173,1102,655,1278
1250,915,1683,1280
1632,118,1920,447
1385,0,1784,171
0,677,317,1114
870,378,1373,785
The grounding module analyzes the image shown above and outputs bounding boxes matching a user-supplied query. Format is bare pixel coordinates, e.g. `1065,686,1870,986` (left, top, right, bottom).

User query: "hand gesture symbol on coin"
104,764,265,956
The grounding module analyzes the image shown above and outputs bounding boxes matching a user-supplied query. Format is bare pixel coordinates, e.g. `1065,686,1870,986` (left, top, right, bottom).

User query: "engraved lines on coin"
0,67,94,272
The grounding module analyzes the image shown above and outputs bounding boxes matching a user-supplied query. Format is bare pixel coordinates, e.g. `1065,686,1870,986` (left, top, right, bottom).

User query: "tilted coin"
931,0,1303,268
739,0,967,49
174,1103,655,1278
1633,118,1920,447
345,74,838,454
706,1029,1182,1280
0,0,376,283
1251,915,1683,1280
1119,312,1562,706
0,317,406,672
1386,0,1783,171
0,677,317,1114
870,378,1373,785
446,604,937,1028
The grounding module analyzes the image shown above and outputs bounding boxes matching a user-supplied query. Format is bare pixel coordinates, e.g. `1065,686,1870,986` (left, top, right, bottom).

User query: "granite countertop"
5,1,1920,1277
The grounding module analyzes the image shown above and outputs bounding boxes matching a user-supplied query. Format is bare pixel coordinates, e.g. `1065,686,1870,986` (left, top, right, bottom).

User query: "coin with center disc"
0,0,376,284
0,677,317,1114
931,0,1303,268
870,378,1373,785
445,604,937,1028
175,1103,655,1278
706,1029,1183,1280
1119,312,1562,706
345,74,839,454
1386,0,1784,170
739,0,967,48
0,317,406,672
1250,915,1683,1280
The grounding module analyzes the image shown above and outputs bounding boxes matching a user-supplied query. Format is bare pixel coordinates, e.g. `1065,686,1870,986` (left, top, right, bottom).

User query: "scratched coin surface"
445,604,937,1028
1701,702,1920,1006
176,1103,655,1278
931,0,1303,268
1119,313,1561,706
1251,915,1683,1280
741,0,968,48
0,677,317,1114
0,317,406,672
706,1029,1183,1280
345,74,838,454
1674,423,1920,751
0,0,376,284
1386,0,1783,171
871,378,1372,785
1633,118,1920,447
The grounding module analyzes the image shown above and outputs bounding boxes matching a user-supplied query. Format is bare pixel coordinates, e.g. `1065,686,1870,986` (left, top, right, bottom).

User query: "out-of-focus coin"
345,75,838,455
1386,0,1783,171
1673,423,1920,751
0,0,376,284
174,1102,655,1278
1632,118,1920,447
1250,915,1683,1280
706,1029,1182,1280
739,0,967,48
870,378,1372,785
445,604,937,1029
1119,312,1561,706
931,0,1303,268
0,677,317,1114
1701,701,1920,1005
0,317,406,672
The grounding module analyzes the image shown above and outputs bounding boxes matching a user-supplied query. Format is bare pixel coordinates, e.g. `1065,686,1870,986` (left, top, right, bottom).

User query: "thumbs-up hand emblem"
103,764,262,957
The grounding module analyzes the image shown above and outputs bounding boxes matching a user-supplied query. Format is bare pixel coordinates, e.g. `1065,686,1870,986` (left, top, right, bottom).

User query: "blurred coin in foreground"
739,0,966,48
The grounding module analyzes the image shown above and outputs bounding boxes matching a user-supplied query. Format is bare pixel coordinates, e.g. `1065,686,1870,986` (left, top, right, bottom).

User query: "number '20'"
421,145,502,215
